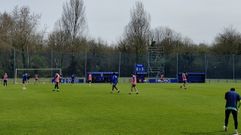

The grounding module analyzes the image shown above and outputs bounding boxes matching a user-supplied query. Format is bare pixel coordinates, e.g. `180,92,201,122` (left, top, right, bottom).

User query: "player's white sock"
223,126,227,131
235,129,238,134
136,89,139,94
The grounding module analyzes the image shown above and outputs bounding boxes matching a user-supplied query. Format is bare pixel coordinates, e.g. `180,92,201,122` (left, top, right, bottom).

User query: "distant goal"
14,68,62,84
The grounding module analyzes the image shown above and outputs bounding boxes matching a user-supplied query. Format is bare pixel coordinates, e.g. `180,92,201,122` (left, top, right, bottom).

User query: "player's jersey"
225,91,241,111
35,74,39,80
22,74,27,81
112,75,118,85
88,74,92,81
160,74,164,80
71,75,75,80
55,74,60,83
131,75,137,85
71,75,75,83
3,74,8,81
182,73,187,81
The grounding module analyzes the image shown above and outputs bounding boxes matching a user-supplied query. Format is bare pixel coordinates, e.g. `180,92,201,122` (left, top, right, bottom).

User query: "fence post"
147,51,149,78
205,53,207,80
84,50,87,81
51,49,53,76
13,48,16,84
233,54,235,81
176,53,179,78
118,52,121,77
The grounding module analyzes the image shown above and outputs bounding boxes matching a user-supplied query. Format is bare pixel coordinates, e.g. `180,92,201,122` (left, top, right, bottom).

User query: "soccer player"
111,73,120,94
180,72,187,89
88,73,92,86
34,74,39,84
160,72,164,83
27,73,30,83
129,73,139,95
53,73,61,92
22,73,27,89
3,72,8,86
224,88,241,134
71,74,75,84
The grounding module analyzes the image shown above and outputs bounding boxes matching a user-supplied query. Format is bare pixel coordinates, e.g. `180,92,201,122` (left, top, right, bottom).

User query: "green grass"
0,82,240,135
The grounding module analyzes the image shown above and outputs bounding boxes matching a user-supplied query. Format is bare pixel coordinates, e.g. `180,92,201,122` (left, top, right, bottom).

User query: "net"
14,68,62,84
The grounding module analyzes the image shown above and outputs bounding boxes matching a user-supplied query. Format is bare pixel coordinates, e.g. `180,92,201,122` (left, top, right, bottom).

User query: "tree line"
1,0,241,78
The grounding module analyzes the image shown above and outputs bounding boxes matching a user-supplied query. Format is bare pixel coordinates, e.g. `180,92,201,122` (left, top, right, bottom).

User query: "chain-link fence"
1,48,241,79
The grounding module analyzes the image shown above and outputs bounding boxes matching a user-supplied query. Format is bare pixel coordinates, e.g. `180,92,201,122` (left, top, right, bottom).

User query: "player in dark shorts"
34,74,39,84
22,73,27,89
3,73,8,86
160,73,164,82
111,73,120,94
53,73,61,92
88,73,92,86
129,73,139,94
180,72,187,89
71,74,75,84
224,88,240,134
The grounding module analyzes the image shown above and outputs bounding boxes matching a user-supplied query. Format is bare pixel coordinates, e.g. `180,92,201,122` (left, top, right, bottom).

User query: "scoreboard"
135,64,147,83
136,64,145,73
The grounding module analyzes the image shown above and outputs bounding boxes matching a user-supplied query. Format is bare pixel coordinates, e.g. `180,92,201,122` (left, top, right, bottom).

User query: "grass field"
0,82,240,135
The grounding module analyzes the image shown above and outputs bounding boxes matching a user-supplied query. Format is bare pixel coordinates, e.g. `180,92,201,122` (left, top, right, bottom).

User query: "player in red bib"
3,73,8,86
129,73,139,95
53,73,61,92
88,73,92,86
160,73,164,82
180,72,187,89
34,74,39,84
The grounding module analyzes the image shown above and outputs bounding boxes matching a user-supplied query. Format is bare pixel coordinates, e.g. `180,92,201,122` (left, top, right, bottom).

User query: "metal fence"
0,48,241,79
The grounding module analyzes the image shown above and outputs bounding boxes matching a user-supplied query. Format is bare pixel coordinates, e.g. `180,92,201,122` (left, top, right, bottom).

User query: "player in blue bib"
22,73,27,89
111,73,120,94
224,88,241,134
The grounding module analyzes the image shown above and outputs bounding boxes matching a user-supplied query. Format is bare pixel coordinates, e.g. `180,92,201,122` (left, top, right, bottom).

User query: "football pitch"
0,83,240,135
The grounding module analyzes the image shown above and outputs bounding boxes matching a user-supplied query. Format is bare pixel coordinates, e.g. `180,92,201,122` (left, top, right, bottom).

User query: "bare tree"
11,6,40,68
151,27,183,54
120,1,151,63
212,26,241,55
58,0,87,74
0,12,14,49
48,20,70,68
61,0,86,46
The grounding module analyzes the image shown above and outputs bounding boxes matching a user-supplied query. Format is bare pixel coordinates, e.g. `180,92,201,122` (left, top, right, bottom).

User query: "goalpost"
14,68,62,84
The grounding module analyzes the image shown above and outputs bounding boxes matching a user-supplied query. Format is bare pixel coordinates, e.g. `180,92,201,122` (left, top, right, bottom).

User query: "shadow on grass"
180,130,230,135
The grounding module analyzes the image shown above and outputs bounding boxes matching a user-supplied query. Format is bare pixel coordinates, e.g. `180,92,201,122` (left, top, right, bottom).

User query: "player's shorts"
183,80,187,83
132,84,136,87
3,80,7,83
88,80,92,83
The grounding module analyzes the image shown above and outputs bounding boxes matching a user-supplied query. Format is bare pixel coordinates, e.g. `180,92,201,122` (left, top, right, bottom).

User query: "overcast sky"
0,0,241,44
